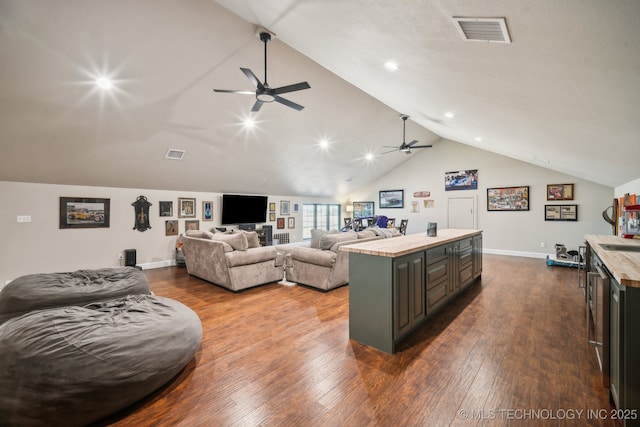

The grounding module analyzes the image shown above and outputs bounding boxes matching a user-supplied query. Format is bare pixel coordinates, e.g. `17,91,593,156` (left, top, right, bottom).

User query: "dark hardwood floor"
97,254,619,426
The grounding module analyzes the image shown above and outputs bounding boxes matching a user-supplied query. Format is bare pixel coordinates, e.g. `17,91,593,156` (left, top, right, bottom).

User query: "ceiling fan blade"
410,145,433,148
240,68,265,91
406,140,419,147
380,148,399,154
272,81,311,95
251,100,264,112
274,95,304,111
382,145,399,148
213,89,255,94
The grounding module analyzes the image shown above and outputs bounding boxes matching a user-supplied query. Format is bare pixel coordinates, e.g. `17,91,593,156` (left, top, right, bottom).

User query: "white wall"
0,181,329,287
346,140,614,257
615,177,640,198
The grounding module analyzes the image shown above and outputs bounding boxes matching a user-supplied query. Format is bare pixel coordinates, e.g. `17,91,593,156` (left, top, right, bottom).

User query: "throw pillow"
211,232,249,251
310,229,339,249
185,230,214,240
241,231,261,248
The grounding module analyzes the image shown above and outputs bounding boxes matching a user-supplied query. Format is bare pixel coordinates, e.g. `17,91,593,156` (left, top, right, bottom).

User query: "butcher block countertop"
585,234,640,288
340,229,482,258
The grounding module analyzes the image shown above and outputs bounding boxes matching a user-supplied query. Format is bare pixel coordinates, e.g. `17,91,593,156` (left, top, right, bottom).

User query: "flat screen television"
221,194,268,225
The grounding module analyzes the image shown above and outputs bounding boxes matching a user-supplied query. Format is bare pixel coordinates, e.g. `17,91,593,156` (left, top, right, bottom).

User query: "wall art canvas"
445,170,478,191
60,197,110,229
487,186,530,211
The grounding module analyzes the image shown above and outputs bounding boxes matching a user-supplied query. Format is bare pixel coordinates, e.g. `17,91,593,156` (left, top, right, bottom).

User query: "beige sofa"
181,230,284,292
284,230,382,291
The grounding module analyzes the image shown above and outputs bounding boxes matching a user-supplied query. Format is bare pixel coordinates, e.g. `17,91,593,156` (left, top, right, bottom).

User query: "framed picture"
445,170,478,191
159,201,173,217
293,203,300,213
547,184,574,201
269,212,276,221
545,204,578,221
202,201,213,221
269,202,276,212
185,220,199,231
353,201,374,218
277,218,285,229
165,220,178,236
487,186,530,211
178,198,196,218
379,190,404,208
280,201,290,215
60,197,110,229
288,217,295,228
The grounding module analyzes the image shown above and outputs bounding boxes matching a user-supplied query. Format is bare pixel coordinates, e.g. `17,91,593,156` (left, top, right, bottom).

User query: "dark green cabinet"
348,232,482,354
472,234,483,280
609,279,640,425
394,252,426,340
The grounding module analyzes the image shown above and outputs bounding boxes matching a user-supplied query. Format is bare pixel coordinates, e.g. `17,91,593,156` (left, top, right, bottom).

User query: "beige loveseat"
181,230,284,292
284,230,382,291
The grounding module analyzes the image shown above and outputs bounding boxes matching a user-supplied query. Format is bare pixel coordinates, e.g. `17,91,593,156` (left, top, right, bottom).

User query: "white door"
448,196,476,229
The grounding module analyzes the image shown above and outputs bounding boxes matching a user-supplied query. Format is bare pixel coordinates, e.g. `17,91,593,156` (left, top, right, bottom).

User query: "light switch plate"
17,215,32,223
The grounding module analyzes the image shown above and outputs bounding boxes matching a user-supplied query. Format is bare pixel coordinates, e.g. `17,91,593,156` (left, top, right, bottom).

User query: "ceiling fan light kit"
213,31,310,112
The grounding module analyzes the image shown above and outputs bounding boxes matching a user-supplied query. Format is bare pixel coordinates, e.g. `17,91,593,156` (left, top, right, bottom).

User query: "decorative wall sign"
411,201,419,213
445,170,478,191
547,184,574,201
60,197,110,229
132,195,152,232
487,186,529,211
423,199,435,208
413,191,431,198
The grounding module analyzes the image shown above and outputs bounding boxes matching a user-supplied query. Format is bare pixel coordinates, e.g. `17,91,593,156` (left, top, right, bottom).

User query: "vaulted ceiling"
1,0,639,197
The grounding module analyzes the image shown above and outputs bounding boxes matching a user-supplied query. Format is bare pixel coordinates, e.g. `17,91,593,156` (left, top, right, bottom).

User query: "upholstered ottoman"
0,294,202,426
0,267,150,325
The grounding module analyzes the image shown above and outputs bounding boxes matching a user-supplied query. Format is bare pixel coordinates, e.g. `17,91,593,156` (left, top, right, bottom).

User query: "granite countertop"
585,234,640,288
340,229,482,258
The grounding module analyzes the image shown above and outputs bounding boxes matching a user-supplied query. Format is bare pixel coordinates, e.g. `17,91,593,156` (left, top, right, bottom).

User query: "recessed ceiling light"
384,61,399,71
96,77,113,89
319,138,330,150
244,118,255,128
444,112,455,119
365,152,374,161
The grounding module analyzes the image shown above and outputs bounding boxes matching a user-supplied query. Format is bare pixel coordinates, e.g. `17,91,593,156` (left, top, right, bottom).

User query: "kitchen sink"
600,243,640,252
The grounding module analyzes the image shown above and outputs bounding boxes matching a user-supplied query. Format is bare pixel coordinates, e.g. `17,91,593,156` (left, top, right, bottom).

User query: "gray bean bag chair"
0,294,202,426
0,267,150,325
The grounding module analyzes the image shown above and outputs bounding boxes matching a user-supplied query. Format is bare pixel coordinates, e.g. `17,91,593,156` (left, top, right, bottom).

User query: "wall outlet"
17,215,32,223
118,253,124,260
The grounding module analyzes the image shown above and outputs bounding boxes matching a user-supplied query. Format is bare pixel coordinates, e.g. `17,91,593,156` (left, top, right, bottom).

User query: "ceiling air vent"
452,17,511,43
165,149,185,160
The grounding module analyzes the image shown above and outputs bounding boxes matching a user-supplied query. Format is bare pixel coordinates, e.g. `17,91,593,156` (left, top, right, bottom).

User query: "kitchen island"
584,235,640,426
341,229,482,354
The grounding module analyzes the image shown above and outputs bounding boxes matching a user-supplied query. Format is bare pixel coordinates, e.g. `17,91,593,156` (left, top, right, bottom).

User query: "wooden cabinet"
609,279,640,424
472,234,483,280
394,252,426,340
347,231,482,353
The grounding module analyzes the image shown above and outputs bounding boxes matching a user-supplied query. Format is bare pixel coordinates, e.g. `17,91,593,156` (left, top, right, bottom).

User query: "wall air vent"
452,17,511,44
165,149,185,160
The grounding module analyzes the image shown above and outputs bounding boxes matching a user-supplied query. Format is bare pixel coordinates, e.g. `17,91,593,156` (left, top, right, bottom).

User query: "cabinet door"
610,280,622,409
394,252,425,340
472,234,483,278
448,243,460,295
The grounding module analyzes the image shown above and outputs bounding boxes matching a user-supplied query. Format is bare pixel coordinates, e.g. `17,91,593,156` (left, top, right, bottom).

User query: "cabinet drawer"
460,248,472,267
426,259,448,288
427,281,448,311
460,264,473,285
459,237,472,251
426,246,447,264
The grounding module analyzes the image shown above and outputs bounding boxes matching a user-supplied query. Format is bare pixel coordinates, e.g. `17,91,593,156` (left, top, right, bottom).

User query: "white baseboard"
483,248,550,259
137,259,176,270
